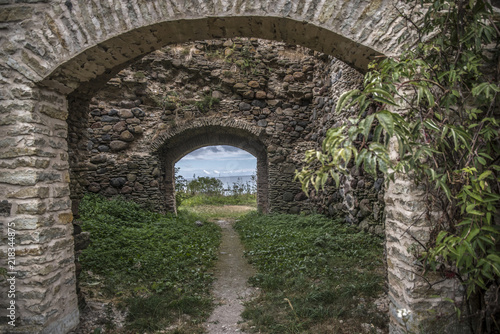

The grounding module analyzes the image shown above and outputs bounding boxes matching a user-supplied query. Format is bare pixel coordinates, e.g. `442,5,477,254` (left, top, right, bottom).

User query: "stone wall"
0,82,79,333
69,38,384,235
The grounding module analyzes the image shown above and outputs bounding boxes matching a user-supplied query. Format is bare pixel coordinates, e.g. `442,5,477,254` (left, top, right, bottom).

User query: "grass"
179,193,257,220
234,212,388,334
181,193,257,207
78,194,221,333
178,205,256,221
77,194,386,333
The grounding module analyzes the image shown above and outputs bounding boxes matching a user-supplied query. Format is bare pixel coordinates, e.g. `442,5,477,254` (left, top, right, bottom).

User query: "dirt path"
204,219,257,334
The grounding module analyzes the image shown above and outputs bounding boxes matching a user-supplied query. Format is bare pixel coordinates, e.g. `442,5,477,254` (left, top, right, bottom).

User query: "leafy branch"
296,0,500,331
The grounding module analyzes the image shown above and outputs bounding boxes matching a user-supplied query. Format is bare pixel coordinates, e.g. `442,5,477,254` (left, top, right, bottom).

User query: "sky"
175,145,257,179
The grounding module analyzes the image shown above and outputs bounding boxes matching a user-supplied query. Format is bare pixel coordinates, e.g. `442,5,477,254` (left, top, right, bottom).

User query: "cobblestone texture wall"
0,79,79,333
68,39,384,235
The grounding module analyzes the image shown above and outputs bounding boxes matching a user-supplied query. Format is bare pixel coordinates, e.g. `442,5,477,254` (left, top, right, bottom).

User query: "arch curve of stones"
5,0,410,95
151,118,269,213
0,1,467,334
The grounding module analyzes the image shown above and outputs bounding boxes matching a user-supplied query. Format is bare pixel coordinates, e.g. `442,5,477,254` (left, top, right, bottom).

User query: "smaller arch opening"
155,122,269,214
175,145,258,207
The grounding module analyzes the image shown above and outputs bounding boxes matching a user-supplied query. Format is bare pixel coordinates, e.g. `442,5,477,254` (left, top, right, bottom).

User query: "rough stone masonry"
0,1,471,333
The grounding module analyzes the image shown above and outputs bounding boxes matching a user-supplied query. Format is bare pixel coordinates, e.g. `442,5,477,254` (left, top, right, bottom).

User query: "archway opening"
154,121,269,214
175,145,257,200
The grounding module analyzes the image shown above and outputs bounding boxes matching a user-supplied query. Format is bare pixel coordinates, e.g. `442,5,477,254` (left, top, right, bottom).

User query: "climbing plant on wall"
296,0,500,331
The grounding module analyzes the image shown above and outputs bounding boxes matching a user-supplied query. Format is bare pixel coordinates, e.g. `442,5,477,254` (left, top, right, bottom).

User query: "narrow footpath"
204,219,257,334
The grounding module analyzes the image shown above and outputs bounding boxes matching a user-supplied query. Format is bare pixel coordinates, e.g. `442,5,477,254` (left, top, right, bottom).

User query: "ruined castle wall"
69,39,384,235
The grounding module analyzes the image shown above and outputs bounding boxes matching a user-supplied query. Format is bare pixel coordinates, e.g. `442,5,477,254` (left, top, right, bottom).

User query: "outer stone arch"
0,0,411,96
151,118,269,213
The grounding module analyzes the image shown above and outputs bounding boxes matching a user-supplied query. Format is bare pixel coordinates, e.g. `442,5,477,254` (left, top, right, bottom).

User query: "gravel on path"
204,219,257,334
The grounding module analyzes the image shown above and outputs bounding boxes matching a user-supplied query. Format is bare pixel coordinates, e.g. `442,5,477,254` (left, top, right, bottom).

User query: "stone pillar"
164,161,176,213
0,82,79,333
66,96,91,216
385,173,470,333
256,152,269,214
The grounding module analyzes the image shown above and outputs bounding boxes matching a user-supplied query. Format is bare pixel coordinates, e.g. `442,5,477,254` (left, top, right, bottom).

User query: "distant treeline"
175,169,256,207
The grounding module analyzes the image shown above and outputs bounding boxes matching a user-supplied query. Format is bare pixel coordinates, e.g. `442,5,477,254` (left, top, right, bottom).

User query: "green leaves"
471,82,500,100
335,89,360,114
376,111,395,137
299,0,500,312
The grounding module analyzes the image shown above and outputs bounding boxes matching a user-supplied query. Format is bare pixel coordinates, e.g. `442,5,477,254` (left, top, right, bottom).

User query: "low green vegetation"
235,213,387,334
176,174,257,220
178,203,256,221
78,194,221,333
175,173,257,210
181,193,256,207
194,94,220,113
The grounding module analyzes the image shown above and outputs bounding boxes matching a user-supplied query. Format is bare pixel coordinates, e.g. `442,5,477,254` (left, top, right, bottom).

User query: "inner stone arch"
152,119,269,213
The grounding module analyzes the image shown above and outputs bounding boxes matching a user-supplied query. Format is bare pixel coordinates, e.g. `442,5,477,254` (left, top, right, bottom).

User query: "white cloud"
220,169,256,174
176,146,257,178
181,145,255,161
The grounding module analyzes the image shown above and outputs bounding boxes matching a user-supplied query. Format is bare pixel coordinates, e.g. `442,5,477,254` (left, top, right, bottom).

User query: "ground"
204,219,257,334
70,204,389,333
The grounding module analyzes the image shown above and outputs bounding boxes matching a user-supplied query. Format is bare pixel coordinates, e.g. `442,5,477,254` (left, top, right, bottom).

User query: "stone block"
36,171,62,183
131,108,145,118
40,104,67,120
90,155,107,164
0,170,37,185
283,191,294,202
88,182,101,192
113,121,127,132
119,130,134,142
17,200,47,214
242,90,255,99
110,140,128,151
58,212,73,225
110,177,126,188
0,200,12,216
247,80,260,88
118,109,134,118
239,102,251,111
0,6,33,22
101,115,120,122
48,199,70,211
7,186,49,199
255,90,267,99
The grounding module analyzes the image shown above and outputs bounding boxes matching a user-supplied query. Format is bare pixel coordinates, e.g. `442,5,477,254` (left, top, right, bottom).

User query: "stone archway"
151,118,269,213
0,2,459,333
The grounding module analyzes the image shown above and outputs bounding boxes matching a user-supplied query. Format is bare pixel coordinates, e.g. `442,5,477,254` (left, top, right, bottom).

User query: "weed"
205,49,224,61
134,71,146,79
235,212,388,333
194,94,220,113
78,194,221,333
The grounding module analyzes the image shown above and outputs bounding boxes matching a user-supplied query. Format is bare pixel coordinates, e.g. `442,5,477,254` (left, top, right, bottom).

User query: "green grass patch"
78,194,221,333
179,193,257,220
181,193,257,207
178,205,256,221
234,212,387,333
